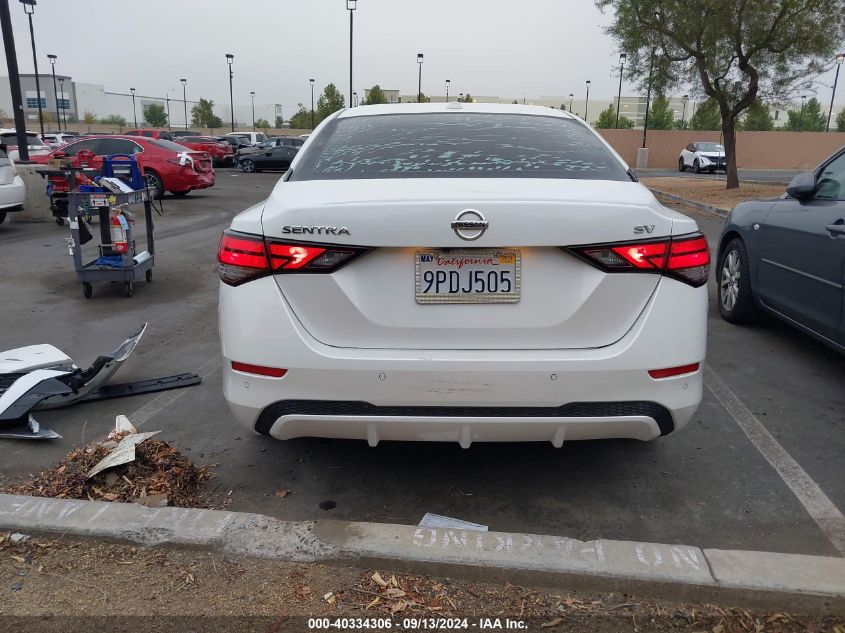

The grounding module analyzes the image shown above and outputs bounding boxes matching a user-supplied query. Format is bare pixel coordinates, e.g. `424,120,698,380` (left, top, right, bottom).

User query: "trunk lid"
260,178,677,350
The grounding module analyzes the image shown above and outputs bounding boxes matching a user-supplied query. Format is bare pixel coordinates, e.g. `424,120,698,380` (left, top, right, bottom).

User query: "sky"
1,0,841,112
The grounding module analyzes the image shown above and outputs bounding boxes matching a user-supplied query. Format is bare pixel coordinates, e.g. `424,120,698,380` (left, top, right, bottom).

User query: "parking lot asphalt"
1,170,842,559
634,168,800,183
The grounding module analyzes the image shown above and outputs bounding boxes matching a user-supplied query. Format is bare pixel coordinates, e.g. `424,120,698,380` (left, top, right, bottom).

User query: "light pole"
166,88,173,131
681,94,689,128
1,0,29,160
615,53,626,128
20,0,44,137
446,79,450,102
347,0,356,109
642,48,655,148
310,78,315,129
47,53,59,130
459,92,464,103
58,77,67,129
250,91,255,131
827,52,845,132
417,53,424,103
798,94,807,131
130,87,137,127
568,93,573,112
181,78,188,130
584,80,591,123
353,91,358,107
225,53,234,132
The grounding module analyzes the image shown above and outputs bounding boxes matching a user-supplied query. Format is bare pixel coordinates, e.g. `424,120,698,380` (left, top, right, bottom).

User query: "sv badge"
634,225,655,234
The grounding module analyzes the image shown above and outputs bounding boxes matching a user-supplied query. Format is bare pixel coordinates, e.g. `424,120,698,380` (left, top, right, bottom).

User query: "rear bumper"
219,275,707,446
0,176,25,209
166,169,215,192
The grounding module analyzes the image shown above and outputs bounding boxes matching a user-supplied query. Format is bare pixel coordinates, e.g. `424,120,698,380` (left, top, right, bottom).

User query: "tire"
240,159,256,173
678,157,686,172
171,190,190,197
145,269,153,282
82,283,92,299
693,159,701,174
717,238,758,324
0,211,6,225
55,217,64,226
144,170,164,199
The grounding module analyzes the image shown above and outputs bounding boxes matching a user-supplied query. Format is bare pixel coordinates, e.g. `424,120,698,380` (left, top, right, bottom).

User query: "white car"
42,132,77,150
0,146,25,224
218,103,710,447
679,142,726,173
0,129,50,161
226,131,266,146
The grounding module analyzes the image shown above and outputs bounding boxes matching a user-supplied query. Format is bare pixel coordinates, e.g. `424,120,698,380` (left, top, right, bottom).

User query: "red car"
35,135,215,203
124,129,174,141
176,136,235,167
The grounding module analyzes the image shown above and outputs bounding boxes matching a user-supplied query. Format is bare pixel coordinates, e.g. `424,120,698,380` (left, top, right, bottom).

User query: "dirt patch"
2,436,211,508
0,535,841,632
641,177,785,211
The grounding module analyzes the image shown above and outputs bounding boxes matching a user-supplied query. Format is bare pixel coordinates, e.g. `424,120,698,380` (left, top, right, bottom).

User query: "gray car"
716,146,845,352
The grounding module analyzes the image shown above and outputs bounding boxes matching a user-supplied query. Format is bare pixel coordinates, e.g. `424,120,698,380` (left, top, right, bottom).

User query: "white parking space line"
129,356,222,430
704,364,845,556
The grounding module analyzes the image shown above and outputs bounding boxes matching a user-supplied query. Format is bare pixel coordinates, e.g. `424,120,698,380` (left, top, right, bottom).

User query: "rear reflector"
570,233,710,287
218,230,371,286
648,362,700,379
231,361,287,378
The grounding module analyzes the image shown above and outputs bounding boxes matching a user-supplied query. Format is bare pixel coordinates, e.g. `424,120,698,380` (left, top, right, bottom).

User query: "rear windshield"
150,138,191,152
0,133,45,146
290,113,630,181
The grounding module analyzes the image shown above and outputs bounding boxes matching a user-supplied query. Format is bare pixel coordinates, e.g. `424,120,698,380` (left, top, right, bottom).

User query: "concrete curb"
1,494,843,614
647,188,730,218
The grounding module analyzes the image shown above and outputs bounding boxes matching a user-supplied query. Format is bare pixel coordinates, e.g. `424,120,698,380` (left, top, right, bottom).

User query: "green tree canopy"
363,85,388,105
275,115,285,128
786,97,826,131
596,0,845,188
191,98,222,128
316,84,345,124
690,99,721,130
594,104,634,128
647,94,675,130
144,103,168,127
255,118,271,128
837,109,845,132
288,104,311,129
458,93,473,103
83,111,97,124
101,114,126,126
739,100,774,131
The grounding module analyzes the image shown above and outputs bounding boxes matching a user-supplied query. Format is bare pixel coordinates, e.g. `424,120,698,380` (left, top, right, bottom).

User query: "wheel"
144,171,164,199
717,238,758,324
82,283,92,299
240,159,256,173
0,211,6,225
125,282,134,297
678,157,686,172
55,217,65,226
145,269,153,282
693,159,701,174
171,190,190,197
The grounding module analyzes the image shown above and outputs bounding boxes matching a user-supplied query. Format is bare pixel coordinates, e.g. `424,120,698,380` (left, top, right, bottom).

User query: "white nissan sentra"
218,103,709,447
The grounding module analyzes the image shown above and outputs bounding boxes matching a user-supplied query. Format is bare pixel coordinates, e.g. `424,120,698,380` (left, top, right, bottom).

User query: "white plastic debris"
108,414,138,440
10,533,30,543
87,430,160,479
418,513,488,531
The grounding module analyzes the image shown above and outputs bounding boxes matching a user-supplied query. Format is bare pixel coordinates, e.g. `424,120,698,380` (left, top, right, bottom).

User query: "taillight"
569,233,710,287
217,230,370,286
231,361,287,378
648,362,700,379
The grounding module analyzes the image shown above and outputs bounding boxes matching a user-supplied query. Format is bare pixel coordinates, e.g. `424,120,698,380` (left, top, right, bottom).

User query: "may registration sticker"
415,248,521,304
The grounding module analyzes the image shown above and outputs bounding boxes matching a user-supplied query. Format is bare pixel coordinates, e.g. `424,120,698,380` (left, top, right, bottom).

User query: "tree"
596,0,845,189
255,118,271,128
647,94,675,129
363,85,388,105
739,100,774,131
673,119,688,129
458,93,473,103
101,114,126,126
785,97,826,131
144,103,168,127
690,98,721,130
83,111,97,124
275,115,285,128
316,83,345,124
288,104,311,129
413,92,429,103
837,109,845,132
191,98,221,128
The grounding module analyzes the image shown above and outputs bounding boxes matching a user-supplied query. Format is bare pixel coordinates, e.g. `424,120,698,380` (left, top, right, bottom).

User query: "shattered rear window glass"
291,113,630,181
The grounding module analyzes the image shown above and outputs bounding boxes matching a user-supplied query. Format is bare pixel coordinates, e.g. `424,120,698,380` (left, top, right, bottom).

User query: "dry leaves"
275,490,289,498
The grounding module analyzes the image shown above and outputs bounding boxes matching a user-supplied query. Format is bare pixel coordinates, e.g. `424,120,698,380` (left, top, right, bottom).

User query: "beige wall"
599,129,845,170
0,119,309,137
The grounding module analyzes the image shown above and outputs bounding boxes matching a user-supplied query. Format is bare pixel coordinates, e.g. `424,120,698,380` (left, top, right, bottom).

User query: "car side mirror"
786,172,817,199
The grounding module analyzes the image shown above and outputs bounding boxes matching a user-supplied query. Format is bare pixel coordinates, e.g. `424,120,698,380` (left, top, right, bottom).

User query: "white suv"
679,142,726,173
226,131,266,146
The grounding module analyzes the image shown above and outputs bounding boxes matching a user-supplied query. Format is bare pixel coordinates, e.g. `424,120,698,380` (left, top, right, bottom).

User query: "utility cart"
65,171,155,299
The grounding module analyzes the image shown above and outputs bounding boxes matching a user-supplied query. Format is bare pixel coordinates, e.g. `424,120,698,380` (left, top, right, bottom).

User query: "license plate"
415,249,521,304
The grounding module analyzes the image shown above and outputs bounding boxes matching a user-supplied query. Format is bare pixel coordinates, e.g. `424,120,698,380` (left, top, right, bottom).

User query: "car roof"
335,102,579,120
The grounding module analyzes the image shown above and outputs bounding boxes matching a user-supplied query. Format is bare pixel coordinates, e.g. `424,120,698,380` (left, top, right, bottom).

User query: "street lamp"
584,80,591,123
347,0,356,109
446,79,450,103
615,53,626,128
827,52,845,132
130,87,137,128
180,78,188,130
20,0,44,137
58,77,67,129
47,53,59,130
225,53,234,132
417,53,424,103
250,91,255,131
353,91,358,107
166,88,173,131
798,94,807,130
310,78,315,129
568,93,573,112
682,94,689,128
459,92,464,103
